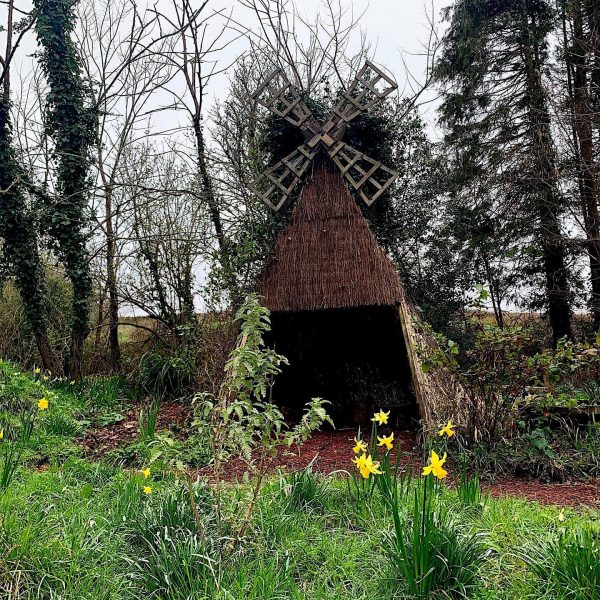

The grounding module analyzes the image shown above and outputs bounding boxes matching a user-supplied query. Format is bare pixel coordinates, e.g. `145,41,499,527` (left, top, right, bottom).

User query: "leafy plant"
153,294,330,549
138,397,161,442
137,351,195,400
277,465,328,511
388,477,487,599
130,484,220,598
456,473,485,509
1,407,36,490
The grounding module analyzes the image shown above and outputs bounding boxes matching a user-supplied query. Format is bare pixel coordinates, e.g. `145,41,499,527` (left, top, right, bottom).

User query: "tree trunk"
104,184,121,371
566,0,600,330
35,330,61,374
521,0,572,344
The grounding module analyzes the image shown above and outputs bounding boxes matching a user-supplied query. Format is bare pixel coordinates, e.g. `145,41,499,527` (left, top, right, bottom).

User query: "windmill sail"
252,61,399,210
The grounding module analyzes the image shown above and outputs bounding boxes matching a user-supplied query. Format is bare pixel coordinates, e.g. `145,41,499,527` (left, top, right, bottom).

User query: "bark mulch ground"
77,404,599,508
77,401,191,459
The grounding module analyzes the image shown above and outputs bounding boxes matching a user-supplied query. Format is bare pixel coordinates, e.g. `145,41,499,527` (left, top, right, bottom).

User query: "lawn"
1,361,598,599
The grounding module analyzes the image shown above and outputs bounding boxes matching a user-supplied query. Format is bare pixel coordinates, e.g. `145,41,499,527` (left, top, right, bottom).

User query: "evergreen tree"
436,0,573,344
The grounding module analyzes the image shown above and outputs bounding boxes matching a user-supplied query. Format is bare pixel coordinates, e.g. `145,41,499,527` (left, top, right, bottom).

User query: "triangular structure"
260,160,402,312
252,62,469,428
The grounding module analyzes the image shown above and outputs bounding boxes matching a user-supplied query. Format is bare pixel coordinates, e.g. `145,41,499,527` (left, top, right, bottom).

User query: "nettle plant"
153,294,330,544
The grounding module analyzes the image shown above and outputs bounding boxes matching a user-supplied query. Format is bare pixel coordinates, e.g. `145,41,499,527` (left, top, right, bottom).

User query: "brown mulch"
485,479,600,507
77,406,599,508
77,401,191,459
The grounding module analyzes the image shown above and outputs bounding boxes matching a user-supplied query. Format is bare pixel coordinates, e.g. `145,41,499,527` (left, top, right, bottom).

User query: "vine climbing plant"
0,97,60,373
34,0,96,377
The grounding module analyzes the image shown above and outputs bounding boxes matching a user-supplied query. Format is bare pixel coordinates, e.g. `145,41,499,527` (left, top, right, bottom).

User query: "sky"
0,0,452,131
204,0,452,129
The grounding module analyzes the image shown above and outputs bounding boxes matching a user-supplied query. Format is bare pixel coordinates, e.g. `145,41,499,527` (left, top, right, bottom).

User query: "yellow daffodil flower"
143,486,152,495
0,429,3,440
360,455,382,479
438,420,455,438
352,437,367,454
371,409,390,426
38,398,49,410
422,450,448,480
353,453,382,479
377,432,394,451
142,468,151,478
43,376,48,381
34,367,41,375
352,452,368,471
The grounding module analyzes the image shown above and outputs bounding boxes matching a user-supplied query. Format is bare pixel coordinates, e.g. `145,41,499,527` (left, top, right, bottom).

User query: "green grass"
1,362,599,599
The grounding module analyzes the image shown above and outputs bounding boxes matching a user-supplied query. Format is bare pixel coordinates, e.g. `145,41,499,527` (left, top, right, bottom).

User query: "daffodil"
352,437,367,454
142,468,151,478
422,450,448,480
352,452,368,471
43,376,48,381
0,429,3,440
353,453,382,479
360,455,382,479
438,420,455,438
371,409,390,426
34,367,41,375
377,432,394,451
143,486,152,495
38,397,49,410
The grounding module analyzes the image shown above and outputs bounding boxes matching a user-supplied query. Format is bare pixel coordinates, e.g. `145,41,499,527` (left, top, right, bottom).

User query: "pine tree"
436,0,573,344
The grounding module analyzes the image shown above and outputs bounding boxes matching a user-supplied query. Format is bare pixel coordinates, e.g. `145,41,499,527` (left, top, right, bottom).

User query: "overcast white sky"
1,0,452,132
206,0,452,129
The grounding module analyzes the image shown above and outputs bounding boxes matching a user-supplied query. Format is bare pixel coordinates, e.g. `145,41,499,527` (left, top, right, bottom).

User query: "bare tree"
76,0,176,370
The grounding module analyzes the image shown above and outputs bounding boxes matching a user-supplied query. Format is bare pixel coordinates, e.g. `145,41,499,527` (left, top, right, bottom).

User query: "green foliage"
523,528,600,599
130,484,220,598
276,465,328,512
435,0,573,342
34,0,97,375
0,98,55,367
388,477,488,599
137,350,195,400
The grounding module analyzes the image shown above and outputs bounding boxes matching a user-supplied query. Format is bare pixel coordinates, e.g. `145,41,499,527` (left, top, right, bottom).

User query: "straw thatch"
259,157,472,428
259,160,402,312
396,288,473,431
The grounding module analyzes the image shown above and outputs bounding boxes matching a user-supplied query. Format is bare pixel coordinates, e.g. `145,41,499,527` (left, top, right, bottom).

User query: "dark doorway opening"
267,305,418,428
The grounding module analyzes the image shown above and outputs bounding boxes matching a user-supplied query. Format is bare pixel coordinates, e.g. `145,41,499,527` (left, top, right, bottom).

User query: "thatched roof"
259,160,402,312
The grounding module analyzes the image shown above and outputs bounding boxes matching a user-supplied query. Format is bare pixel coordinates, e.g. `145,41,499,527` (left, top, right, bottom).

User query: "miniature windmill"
253,61,400,210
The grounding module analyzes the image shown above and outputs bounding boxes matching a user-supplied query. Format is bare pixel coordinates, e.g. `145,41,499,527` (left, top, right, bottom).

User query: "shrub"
137,351,195,400
523,528,599,600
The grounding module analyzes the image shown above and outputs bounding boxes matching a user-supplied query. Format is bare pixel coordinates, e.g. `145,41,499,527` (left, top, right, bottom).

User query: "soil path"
77,403,599,508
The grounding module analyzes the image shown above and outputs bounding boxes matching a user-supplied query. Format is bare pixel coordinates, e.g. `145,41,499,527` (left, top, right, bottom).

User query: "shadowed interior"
267,306,417,428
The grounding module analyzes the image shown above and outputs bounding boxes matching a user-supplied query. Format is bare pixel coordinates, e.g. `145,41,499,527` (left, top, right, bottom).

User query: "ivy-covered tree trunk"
34,0,95,378
0,98,61,373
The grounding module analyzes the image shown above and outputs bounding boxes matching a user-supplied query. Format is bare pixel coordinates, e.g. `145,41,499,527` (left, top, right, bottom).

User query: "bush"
137,351,195,400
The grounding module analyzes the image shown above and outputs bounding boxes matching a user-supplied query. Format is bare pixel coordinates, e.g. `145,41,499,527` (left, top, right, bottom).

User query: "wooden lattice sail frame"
252,61,400,211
